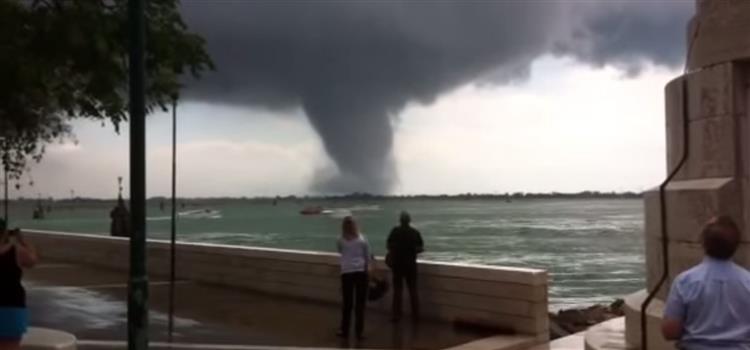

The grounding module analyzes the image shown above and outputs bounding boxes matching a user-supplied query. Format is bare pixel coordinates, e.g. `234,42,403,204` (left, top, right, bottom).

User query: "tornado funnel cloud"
302,93,397,194
180,1,693,194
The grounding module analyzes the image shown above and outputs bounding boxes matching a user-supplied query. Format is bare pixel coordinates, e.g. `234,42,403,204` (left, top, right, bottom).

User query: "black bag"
368,276,389,301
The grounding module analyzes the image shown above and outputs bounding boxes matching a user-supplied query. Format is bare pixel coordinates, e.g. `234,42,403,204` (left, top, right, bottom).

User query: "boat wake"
300,205,380,217
178,209,222,219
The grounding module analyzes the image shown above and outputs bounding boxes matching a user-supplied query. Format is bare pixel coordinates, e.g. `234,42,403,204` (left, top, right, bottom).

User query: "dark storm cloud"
559,1,693,75
179,1,693,194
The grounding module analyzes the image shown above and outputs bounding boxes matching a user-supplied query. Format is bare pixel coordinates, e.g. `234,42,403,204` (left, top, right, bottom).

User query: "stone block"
745,177,750,245
241,246,338,265
693,117,739,179
744,114,750,231
177,262,219,281
244,258,337,276
644,236,666,299
696,0,750,18
674,117,741,180
260,269,340,290
668,65,747,181
687,63,738,121
177,241,339,266
644,238,687,300
623,290,674,350
645,177,743,243
688,7,750,70
643,188,661,241
420,261,547,286
665,76,686,174
22,230,550,335
421,289,536,318
420,275,547,302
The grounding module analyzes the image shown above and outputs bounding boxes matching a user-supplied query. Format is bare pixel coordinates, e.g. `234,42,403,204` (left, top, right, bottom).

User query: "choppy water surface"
14,198,644,309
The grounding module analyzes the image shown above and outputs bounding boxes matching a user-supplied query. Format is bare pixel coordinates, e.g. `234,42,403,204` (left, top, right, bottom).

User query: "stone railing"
23,230,549,341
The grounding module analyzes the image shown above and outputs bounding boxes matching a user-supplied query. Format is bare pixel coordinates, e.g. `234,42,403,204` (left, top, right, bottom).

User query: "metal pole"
168,97,177,342
1,138,7,224
3,157,7,224
128,0,148,349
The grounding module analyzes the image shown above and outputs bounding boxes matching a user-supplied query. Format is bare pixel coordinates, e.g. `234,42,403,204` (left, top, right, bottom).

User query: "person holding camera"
0,219,38,350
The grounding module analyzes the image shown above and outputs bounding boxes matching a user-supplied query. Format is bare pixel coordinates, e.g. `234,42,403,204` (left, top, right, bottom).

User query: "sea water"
13,198,644,309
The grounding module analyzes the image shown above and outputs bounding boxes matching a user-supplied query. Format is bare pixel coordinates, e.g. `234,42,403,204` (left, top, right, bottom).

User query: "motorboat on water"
178,209,222,219
300,206,345,216
300,206,324,215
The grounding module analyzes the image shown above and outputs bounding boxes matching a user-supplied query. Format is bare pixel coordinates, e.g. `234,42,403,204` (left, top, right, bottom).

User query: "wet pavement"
25,262,489,349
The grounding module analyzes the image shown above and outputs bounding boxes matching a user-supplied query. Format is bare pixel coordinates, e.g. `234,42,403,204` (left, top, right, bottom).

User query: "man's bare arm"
661,318,683,341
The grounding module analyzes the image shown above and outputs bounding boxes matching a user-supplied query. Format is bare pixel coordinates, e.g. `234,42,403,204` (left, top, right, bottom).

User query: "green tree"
0,0,213,178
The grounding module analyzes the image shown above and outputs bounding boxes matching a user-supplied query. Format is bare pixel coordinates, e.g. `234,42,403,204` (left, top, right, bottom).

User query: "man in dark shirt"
387,211,424,322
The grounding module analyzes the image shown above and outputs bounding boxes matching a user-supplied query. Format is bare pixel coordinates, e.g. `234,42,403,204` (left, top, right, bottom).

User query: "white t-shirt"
337,235,370,274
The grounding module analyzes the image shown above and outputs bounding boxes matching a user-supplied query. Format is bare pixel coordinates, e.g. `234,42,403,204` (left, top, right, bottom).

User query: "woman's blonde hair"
341,216,359,240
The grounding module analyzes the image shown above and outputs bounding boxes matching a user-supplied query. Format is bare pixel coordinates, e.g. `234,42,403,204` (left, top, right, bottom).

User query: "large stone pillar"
624,1,750,349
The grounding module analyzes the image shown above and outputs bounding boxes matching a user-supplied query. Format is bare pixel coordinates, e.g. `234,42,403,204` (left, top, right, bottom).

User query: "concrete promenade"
24,230,550,342
25,261,494,350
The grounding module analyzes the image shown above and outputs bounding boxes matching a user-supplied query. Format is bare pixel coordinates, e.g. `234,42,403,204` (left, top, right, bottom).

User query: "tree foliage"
0,0,213,178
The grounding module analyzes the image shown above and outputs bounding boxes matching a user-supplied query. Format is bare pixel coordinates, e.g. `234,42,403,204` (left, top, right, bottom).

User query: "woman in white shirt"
336,216,371,340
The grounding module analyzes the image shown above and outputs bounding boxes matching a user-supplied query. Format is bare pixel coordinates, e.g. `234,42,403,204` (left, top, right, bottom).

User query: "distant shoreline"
12,191,642,203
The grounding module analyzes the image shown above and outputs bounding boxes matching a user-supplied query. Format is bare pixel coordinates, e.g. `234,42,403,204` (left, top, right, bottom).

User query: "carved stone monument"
623,1,750,349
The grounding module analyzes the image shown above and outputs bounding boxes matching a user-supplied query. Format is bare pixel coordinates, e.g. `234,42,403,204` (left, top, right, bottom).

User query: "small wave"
184,232,282,246
349,205,381,212
324,209,352,219
438,216,641,235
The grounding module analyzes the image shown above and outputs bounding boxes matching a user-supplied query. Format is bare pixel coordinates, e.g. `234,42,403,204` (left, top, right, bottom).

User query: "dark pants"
392,264,419,319
340,271,368,336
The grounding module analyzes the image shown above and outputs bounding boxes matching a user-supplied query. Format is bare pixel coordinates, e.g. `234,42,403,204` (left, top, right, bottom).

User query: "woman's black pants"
340,271,368,336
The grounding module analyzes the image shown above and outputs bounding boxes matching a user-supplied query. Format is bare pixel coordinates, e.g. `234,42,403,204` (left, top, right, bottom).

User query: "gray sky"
12,1,693,198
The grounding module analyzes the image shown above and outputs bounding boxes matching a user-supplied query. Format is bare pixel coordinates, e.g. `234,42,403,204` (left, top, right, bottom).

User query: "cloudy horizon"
8,1,693,199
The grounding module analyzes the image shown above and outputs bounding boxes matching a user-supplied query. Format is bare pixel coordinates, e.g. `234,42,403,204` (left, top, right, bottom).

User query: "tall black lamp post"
127,0,149,349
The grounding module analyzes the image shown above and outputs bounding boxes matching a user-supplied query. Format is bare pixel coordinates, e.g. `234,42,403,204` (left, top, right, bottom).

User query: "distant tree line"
10,191,642,204
311,191,643,201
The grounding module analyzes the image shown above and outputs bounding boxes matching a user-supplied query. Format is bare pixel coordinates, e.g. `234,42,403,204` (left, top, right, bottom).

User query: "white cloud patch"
148,139,319,197
14,104,322,198
393,56,676,194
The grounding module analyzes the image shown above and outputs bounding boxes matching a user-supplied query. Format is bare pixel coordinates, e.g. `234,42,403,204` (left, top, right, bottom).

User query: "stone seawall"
23,230,550,341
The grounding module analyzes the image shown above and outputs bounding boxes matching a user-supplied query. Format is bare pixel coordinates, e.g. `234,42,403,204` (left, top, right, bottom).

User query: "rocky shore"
549,299,625,339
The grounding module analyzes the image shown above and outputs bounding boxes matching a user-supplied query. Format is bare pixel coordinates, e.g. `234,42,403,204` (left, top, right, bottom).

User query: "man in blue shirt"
662,216,750,349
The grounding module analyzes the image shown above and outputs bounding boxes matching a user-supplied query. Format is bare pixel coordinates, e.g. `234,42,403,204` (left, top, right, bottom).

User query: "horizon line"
11,190,644,201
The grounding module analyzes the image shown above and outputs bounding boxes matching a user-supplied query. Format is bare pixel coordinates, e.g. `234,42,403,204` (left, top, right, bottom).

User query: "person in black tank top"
0,246,25,308
0,220,38,350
